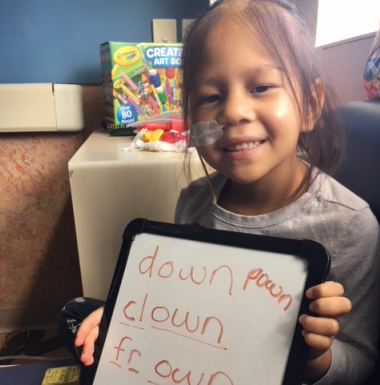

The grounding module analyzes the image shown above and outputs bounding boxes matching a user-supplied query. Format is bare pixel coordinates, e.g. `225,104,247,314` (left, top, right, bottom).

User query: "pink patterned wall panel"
0,132,83,308
0,85,104,310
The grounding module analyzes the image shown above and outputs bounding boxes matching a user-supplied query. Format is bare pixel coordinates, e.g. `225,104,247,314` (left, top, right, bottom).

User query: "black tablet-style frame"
82,218,330,385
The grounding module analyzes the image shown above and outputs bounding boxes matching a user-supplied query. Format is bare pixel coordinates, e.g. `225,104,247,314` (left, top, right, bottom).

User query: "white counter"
69,128,204,299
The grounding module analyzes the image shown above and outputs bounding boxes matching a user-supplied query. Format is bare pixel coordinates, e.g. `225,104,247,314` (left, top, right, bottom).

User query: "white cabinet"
69,129,203,299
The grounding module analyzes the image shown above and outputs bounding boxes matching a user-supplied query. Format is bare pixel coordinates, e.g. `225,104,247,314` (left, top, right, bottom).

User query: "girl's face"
189,18,308,187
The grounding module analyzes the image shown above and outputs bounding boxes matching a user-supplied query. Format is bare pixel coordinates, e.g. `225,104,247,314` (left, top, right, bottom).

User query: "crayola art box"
100,41,183,132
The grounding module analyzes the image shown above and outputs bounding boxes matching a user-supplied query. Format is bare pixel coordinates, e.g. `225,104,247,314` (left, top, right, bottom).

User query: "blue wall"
0,0,207,84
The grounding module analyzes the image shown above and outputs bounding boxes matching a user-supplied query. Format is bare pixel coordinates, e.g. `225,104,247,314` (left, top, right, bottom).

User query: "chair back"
333,100,380,385
334,100,380,223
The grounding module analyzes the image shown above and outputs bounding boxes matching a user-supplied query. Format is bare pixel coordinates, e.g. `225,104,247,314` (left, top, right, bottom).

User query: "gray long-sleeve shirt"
175,171,380,385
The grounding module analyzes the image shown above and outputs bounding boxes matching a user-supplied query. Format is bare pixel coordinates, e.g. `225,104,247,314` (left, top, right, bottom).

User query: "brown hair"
181,0,345,189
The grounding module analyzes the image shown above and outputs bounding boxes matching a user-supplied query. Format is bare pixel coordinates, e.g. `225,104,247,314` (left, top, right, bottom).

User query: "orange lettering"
139,245,159,277
158,261,174,278
123,301,137,321
172,309,199,333
208,371,234,384
269,285,283,299
179,266,207,285
201,316,224,344
172,368,194,384
209,265,234,295
243,269,292,311
155,360,172,378
151,306,170,322
243,268,263,290
114,336,131,361
278,294,292,311
256,273,269,287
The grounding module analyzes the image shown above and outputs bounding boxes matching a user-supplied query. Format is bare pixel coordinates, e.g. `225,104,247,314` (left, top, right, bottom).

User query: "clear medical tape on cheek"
188,120,222,204
188,120,223,147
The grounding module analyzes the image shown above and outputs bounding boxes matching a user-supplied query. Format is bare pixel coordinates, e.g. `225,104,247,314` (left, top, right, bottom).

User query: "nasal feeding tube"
188,120,223,147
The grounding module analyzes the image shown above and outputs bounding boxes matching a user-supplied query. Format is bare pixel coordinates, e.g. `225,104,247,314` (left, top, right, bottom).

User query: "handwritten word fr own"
111,343,234,385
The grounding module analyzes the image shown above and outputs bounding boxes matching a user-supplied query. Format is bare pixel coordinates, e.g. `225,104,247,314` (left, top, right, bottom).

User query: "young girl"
60,1,380,384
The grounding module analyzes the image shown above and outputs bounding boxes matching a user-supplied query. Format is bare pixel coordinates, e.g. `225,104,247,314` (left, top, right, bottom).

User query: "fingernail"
306,288,314,298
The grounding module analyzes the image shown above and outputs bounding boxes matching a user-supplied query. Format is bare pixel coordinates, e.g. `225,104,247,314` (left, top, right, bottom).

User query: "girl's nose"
217,93,256,126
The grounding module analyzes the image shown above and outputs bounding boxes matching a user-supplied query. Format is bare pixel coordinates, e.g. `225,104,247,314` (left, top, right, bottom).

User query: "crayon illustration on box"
100,41,185,147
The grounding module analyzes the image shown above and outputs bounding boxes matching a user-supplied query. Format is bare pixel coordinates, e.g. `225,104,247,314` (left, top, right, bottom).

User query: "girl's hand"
299,281,352,382
74,306,105,366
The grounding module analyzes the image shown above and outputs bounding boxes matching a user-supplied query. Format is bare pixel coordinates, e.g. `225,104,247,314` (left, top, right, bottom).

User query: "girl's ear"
313,78,325,111
301,79,325,133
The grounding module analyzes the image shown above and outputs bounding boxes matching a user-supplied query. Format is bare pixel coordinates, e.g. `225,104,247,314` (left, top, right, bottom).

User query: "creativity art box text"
100,42,183,130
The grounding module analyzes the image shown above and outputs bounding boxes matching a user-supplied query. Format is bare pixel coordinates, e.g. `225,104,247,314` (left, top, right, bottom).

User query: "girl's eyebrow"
193,64,282,87
243,64,282,79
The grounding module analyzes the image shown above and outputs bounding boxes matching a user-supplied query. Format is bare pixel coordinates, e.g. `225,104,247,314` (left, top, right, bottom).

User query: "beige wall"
322,35,375,104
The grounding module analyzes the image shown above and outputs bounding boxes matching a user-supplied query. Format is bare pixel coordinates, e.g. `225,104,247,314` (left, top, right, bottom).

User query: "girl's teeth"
226,141,261,152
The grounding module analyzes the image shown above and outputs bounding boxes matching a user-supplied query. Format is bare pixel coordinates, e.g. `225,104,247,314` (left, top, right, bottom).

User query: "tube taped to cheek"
188,120,223,147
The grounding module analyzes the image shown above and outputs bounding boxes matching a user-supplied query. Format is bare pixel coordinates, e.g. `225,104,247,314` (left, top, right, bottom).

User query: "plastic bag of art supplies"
363,27,380,100
121,112,188,152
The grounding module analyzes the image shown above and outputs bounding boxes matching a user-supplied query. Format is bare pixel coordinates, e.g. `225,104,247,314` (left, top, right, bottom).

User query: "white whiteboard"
88,225,322,385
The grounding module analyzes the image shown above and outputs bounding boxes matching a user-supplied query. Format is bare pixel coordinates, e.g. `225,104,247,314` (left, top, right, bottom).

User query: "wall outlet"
152,19,177,43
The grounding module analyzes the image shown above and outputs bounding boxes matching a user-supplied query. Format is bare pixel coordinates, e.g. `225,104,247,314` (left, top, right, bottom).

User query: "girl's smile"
221,137,267,162
190,16,309,197
224,140,265,153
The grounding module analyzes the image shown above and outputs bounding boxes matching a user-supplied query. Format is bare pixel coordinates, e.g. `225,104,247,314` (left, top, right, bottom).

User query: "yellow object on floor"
41,366,81,385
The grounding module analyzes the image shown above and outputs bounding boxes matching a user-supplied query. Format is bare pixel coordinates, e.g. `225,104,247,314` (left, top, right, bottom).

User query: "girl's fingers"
305,282,351,317
306,281,344,299
302,331,335,351
300,283,352,366
299,315,339,351
75,321,93,347
309,296,352,317
299,315,339,336
81,343,95,366
74,307,104,366
80,327,99,366
75,307,104,347
75,323,89,347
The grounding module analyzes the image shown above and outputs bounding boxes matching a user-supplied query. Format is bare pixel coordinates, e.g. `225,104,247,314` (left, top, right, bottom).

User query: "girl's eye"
201,94,220,104
251,85,271,94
